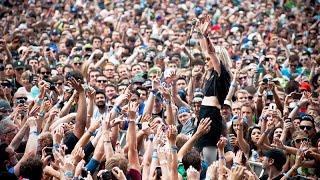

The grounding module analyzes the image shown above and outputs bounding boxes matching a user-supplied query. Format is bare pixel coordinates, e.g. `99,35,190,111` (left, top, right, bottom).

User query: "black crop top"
203,64,231,105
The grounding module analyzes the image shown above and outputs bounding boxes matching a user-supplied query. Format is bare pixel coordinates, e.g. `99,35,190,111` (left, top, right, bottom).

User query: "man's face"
299,120,315,137
96,76,108,90
221,106,232,119
289,61,298,72
29,59,39,69
95,94,106,107
262,156,271,169
103,37,112,49
5,64,14,76
111,32,120,41
138,89,148,101
118,67,130,77
241,106,253,120
104,65,115,78
93,39,101,49
237,93,248,103
176,79,187,90
105,86,116,99
178,112,191,125
89,71,100,84
131,65,142,77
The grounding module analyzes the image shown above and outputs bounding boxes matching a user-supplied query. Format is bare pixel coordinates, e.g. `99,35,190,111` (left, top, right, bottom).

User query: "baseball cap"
223,100,232,108
13,61,25,69
299,82,311,92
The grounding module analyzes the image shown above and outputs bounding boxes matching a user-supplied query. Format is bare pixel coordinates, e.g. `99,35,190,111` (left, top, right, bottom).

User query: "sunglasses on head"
299,125,313,131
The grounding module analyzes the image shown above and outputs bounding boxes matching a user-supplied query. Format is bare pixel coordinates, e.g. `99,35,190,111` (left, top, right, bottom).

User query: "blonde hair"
214,46,233,78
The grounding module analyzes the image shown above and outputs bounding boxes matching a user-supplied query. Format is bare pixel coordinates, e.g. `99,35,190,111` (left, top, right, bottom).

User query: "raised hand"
111,167,127,180
187,166,200,180
230,165,245,180
196,15,211,36
69,77,84,93
128,101,139,120
71,146,85,166
167,125,178,145
195,117,211,137
217,136,228,151
206,161,218,180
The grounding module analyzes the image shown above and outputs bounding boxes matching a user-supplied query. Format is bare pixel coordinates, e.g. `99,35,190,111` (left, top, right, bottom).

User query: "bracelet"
150,89,158,95
219,156,226,160
296,104,301,108
29,130,38,135
163,99,171,105
231,83,237,88
64,171,74,178
104,140,111,143
36,98,43,105
38,111,45,118
53,143,60,150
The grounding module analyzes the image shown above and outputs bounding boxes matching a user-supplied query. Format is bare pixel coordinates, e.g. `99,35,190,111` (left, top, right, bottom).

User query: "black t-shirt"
63,132,79,154
260,173,284,180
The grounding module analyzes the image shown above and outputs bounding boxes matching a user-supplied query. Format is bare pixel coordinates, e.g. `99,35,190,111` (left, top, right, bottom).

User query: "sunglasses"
239,76,247,80
299,125,313,131
74,62,83,66
300,58,308,61
294,137,310,144
97,80,107,83
41,71,50,75
1,83,11,87
289,64,297,68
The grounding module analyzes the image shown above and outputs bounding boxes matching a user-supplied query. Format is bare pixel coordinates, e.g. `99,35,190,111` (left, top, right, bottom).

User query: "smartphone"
284,117,291,123
291,92,302,100
268,103,277,111
137,123,142,130
44,147,54,161
155,167,162,178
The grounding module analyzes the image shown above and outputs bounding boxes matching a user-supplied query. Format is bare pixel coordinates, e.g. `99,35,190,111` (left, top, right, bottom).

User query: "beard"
96,101,106,109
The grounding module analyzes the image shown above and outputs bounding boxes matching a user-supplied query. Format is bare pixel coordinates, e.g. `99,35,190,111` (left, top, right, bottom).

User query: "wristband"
171,146,178,153
150,89,158,95
104,140,111,143
231,83,237,88
88,130,95,136
283,173,290,178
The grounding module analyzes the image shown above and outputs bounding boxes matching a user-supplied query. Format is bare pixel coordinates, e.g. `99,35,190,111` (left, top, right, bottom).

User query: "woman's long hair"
214,46,233,79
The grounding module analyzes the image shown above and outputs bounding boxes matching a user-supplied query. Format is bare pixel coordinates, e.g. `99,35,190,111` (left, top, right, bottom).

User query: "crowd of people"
0,0,320,179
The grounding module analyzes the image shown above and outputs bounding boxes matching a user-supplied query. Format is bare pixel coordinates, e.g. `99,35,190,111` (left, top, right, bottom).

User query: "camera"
262,78,269,84
16,98,26,104
99,170,117,180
